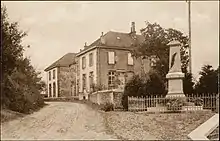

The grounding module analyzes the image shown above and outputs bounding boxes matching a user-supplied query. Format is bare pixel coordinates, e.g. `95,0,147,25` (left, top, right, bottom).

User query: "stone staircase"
188,114,219,140
207,127,219,140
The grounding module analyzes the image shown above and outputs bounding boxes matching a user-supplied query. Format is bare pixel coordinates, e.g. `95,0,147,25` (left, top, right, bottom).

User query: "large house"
44,22,154,99
44,53,78,98
76,22,152,100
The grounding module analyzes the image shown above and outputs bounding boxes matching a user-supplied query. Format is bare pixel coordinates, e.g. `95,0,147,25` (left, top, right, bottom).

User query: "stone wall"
58,65,77,97
113,91,123,109
88,89,123,109
99,91,113,104
89,92,98,103
69,64,77,96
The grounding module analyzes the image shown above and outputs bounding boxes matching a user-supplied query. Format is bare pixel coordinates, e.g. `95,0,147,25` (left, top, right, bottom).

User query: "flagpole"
188,0,192,74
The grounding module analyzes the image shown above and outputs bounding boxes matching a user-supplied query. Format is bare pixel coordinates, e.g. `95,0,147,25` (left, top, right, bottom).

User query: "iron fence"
128,93,219,113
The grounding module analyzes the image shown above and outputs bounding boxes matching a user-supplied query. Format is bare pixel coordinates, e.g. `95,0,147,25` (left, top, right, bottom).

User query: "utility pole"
187,0,192,74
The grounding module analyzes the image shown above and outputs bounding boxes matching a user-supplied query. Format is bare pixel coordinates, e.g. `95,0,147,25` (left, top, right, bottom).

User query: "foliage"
132,22,189,78
122,93,128,111
194,65,219,94
122,71,166,110
1,5,45,113
124,71,166,97
166,98,186,112
194,98,204,106
131,22,194,94
101,102,114,112
183,72,195,94
124,75,145,97
187,97,203,106
146,71,167,95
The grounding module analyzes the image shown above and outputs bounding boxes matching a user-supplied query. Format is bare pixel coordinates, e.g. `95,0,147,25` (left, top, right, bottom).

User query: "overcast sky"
2,1,219,81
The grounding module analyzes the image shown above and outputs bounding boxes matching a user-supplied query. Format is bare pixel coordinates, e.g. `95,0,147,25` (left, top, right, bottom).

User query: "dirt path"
1,102,118,140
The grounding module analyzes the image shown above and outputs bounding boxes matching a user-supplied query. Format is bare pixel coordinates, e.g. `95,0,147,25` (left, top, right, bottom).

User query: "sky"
2,1,219,82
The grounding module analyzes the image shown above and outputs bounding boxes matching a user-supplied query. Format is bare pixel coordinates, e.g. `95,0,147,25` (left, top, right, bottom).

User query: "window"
82,56,86,69
89,53,93,67
49,84,52,97
108,52,115,64
108,71,115,88
53,82,56,97
128,53,134,65
49,71,51,81
53,70,55,79
82,74,86,91
89,72,94,89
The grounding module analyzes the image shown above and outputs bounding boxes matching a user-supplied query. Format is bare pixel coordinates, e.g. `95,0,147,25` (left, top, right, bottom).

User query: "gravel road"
1,102,118,140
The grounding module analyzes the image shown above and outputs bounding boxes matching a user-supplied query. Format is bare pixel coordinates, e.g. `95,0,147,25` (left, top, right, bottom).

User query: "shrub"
124,72,166,98
194,98,203,106
2,6,45,114
187,97,203,106
122,93,128,111
166,98,186,112
101,102,114,112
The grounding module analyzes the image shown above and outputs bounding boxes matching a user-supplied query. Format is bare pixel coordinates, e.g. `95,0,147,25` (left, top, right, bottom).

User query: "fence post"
128,96,129,111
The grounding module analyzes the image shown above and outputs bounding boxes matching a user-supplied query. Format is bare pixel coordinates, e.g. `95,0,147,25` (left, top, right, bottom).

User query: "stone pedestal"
166,40,185,98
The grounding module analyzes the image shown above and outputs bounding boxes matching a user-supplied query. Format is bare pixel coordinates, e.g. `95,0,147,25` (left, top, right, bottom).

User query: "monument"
166,40,185,98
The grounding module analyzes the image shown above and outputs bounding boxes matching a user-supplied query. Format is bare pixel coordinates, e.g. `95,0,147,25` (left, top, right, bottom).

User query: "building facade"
45,22,155,99
44,53,78,98
76,22,152,100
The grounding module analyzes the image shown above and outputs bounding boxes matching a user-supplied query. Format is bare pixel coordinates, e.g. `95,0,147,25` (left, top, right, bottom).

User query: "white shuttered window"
108,52,115,64
128,53,134,65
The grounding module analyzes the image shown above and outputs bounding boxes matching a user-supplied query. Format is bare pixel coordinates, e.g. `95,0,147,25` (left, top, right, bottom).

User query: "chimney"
100,32,105,45
84,42,88,49
131,22,136,34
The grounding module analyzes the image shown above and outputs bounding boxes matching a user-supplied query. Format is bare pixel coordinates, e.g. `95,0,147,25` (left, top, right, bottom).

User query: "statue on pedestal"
166,40,185,98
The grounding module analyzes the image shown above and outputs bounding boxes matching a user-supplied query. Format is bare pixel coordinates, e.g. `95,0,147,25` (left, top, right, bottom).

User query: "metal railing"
128,93,219,113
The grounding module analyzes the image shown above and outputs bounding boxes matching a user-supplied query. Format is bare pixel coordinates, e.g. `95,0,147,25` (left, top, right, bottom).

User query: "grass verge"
104,110,215,140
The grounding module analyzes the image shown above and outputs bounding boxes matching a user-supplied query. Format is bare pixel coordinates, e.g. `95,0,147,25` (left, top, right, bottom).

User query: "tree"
146,70,167,96
1,5,44,113
183,72,195,94
194,65,218,94
124,71,166,97
131,22,192,93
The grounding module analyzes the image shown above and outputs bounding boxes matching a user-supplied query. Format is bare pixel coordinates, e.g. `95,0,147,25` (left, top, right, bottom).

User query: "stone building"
44,53,78,98
76,22,152,100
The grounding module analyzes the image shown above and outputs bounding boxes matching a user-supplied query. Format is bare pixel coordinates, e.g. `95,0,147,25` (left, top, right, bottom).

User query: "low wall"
113,91,123,109
89,92,98,103
88,89,123,109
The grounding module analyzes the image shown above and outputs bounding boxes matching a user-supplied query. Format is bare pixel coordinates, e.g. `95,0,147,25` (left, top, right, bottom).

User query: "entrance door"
118,72,126,90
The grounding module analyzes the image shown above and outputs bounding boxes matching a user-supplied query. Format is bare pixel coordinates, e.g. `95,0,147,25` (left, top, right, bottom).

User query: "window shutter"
108,52,115,64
